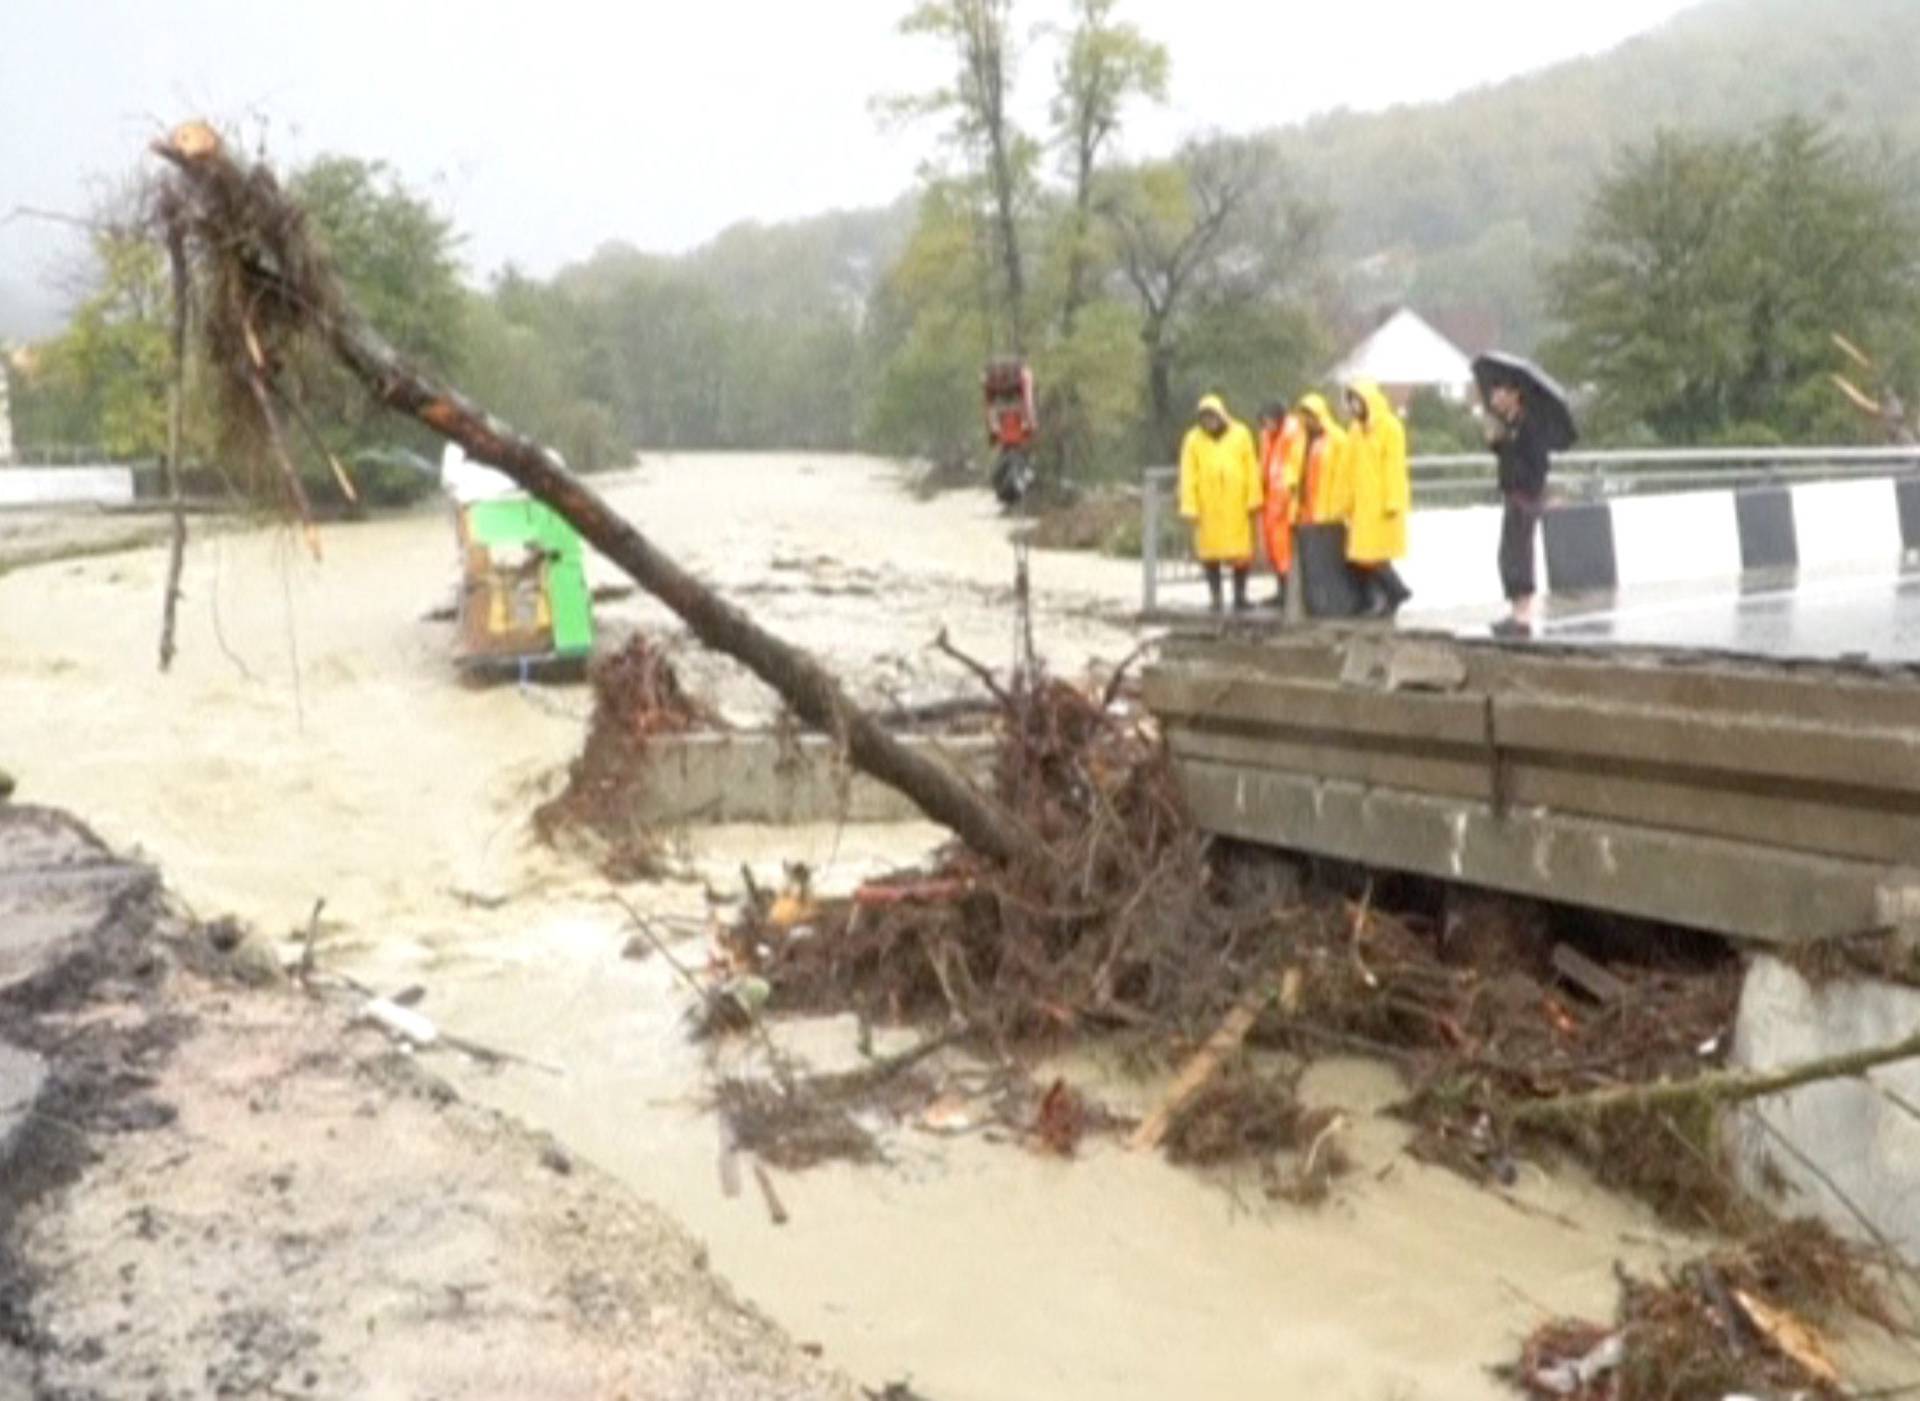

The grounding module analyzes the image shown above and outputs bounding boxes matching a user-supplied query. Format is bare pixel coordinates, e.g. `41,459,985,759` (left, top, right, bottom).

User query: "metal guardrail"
1141,446,1920,610
3,445,158,467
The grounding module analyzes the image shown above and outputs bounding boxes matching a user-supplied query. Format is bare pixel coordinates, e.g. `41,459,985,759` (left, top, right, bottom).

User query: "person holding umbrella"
1178,393,1263,614
1473,353,1577,639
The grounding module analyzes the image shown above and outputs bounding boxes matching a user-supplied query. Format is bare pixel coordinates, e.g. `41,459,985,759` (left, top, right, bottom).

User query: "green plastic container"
463,497,594,657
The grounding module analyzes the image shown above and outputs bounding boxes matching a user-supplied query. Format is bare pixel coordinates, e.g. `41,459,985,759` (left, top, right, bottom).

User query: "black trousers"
1499,492,1543,601
1202,562,1250,606
1353,562,1411,606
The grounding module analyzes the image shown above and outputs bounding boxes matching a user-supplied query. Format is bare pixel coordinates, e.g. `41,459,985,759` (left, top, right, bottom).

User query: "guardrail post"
1141,470,1161,615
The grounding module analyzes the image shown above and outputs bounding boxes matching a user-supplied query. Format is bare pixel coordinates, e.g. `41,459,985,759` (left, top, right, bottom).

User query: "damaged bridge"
1144,629,1920,947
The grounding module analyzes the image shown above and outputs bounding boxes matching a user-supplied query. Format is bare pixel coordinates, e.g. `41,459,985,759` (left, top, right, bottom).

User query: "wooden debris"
752,1161,791,1226
1034,1077,1086,1156
718,1119,742,1199
853,879,974,908
1130,992,1265,1152
1551,944,1628,1004
1510,1028,1920,1125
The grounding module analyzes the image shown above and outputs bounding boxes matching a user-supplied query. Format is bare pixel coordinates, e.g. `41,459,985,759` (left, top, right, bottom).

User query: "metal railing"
3,444,159,468
1410,445,1920,507
1141,445,1920,611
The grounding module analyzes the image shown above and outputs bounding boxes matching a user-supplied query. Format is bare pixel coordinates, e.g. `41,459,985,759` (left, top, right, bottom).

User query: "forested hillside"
1288,0,1920,349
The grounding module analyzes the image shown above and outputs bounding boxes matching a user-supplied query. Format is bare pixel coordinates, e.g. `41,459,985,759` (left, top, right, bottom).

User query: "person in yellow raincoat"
1342,380,1414,617
1257,402,1306,608
1291,393,1350,527
1179,393,1263,613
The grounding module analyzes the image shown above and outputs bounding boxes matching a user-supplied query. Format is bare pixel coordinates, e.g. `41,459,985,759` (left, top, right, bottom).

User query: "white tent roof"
1330,308,1475,391
441,441,518,504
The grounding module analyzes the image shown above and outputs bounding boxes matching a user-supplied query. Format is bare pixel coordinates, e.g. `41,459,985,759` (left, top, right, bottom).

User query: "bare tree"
1102,136,1323,442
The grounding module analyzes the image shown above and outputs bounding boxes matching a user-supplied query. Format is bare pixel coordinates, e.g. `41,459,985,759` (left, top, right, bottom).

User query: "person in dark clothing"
1486,382,1550,638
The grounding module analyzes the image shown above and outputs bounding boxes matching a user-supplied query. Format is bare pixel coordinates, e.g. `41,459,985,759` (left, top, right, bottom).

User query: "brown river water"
11,452,1887,1398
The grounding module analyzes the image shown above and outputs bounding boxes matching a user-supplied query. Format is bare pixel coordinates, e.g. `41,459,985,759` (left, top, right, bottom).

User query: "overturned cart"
442,444,594,678
1145,629,1920,947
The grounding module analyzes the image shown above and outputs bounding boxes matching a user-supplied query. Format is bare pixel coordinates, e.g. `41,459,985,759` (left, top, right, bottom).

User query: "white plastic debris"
1532,1333,1624,1395
360,997,440,1047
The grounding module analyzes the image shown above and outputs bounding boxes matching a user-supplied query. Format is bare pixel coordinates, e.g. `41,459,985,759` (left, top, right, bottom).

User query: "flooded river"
333,845,1693,1401
1,453,1742,1397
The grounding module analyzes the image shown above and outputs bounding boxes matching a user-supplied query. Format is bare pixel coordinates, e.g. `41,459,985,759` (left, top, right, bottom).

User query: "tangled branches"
150,122,354,548
749,665,1264,1041
534,635,719,878
1508,1219,1900,1400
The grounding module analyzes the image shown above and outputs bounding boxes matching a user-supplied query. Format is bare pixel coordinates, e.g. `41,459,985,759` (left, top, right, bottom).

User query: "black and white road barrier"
1142,469,1920,615
1380,475,1920,613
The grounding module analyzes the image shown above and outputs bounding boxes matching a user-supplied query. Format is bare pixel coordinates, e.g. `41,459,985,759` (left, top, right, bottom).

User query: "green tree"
1021,0,1167,486
459,291,621,472
18,231,172,459
1546,119,1920,444
862,182,996,464
1050,0,1167,337
293,157,464,372
288,156,468,501
1402,387,1484,454
890,0,1036,355
1030,298,1145,480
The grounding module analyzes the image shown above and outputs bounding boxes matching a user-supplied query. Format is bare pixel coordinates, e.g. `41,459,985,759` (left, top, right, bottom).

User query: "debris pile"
730,675,1752,1224
1285,897,1748,1226
745,669,1242,1042
1018,488,1141,556
1507,1219,1900,1400
1151,1063,1353,1203
713,1076,891,1172
533,635,718,877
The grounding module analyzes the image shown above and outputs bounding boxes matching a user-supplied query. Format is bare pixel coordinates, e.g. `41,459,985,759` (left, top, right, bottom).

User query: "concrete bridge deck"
1145,628,1920,947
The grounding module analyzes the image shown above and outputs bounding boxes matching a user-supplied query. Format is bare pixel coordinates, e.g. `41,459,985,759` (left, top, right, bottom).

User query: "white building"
1329,308,1478,407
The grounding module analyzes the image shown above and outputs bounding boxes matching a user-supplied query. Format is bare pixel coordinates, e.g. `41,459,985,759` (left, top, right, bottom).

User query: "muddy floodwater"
0,453,1783,1397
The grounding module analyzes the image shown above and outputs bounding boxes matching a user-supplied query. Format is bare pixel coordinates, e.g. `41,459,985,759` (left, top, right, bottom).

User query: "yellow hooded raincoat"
1291,393,1351,526
1178,395,1263,564
1343,380,1411,564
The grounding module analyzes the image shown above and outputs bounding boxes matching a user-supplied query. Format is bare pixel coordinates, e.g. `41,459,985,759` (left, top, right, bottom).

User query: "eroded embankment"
0,801,852,1399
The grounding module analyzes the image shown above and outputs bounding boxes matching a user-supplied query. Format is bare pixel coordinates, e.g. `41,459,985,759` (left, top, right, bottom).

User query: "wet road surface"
1531,566,1920,663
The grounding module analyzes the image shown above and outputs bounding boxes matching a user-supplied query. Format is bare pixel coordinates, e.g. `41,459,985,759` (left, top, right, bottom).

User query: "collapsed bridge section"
1145,629,1920,946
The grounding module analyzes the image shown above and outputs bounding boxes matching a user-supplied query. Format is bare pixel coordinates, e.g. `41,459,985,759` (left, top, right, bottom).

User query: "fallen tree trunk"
151,122,1037,869
1510,1029,1920,1126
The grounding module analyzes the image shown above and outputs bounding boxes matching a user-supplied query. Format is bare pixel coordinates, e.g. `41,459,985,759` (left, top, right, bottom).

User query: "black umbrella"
1472,352,1578,452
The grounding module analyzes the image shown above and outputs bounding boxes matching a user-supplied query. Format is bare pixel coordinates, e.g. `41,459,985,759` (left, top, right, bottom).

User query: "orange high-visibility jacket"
1259,415,1306,573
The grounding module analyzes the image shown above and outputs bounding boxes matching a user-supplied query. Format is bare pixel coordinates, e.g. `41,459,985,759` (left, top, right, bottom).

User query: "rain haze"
3,0,1698,336
12,3,1920,1397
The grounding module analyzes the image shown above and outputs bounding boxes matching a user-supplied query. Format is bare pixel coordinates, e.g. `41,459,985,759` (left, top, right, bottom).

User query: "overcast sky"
2,0,1700,333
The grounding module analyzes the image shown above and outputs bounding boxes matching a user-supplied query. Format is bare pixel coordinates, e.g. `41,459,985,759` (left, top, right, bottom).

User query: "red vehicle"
983,358,1037,505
